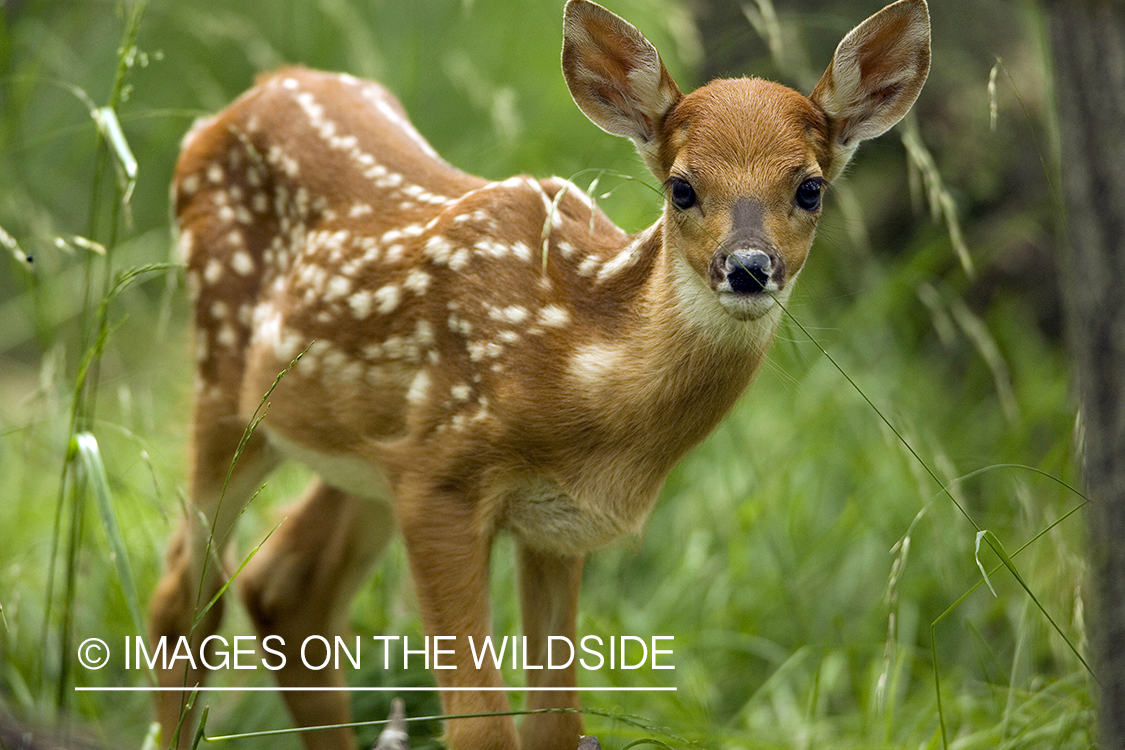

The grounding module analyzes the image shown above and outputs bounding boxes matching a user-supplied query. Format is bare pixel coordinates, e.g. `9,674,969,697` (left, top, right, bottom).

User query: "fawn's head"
563,0,930,321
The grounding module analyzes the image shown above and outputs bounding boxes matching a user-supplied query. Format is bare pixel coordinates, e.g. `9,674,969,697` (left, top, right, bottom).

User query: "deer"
149,0,929,748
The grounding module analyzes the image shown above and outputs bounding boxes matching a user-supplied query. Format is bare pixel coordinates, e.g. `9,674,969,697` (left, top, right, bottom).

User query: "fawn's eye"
668,177,697,210
795,178,825,212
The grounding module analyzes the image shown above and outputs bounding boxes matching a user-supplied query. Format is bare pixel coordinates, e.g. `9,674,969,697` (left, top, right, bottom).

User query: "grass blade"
73,432,148,647
974,530,1000,597
94,106,138,207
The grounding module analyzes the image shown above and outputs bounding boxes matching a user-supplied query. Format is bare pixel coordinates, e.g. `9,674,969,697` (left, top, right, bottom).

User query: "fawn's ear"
811,0,930,176
562,0,682,175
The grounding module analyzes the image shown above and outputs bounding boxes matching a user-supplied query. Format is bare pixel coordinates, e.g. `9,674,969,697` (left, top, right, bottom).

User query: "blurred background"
0,0,1090,748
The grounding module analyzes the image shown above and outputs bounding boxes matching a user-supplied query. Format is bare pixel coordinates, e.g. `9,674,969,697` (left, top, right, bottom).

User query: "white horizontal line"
74,686,676,692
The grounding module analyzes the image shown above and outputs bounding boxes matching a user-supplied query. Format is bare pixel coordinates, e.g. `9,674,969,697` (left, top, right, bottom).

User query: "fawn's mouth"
716,290,777,321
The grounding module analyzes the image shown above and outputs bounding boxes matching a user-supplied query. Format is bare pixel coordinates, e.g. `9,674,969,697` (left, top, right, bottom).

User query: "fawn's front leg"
396,475,519,750
517,545,585,750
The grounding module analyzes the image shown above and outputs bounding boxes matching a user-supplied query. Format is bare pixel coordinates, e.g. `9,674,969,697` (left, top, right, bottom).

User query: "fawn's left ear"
810,0,930,177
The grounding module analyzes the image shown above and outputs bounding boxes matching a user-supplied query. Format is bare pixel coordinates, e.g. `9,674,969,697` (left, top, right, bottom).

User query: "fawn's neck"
547,218,779,501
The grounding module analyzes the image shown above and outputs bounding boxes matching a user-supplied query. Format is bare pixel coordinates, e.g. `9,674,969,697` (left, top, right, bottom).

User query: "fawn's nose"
725,249,774,294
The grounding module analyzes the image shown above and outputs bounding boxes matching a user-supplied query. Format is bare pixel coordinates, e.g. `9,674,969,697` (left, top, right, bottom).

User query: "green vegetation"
0,0,1090,748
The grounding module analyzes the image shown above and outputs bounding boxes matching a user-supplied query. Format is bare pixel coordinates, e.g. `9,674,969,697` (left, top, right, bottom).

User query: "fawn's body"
151,2,929,749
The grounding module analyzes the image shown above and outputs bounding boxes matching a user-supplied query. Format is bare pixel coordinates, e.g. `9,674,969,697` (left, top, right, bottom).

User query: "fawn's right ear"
562,0,682,175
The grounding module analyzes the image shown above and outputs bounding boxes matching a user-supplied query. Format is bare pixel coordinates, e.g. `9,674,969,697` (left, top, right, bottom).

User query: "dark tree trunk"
1047,1,1125,746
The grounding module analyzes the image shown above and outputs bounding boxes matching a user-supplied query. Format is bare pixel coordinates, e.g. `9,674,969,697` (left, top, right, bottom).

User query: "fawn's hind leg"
238,478,396,750
149,388,277,750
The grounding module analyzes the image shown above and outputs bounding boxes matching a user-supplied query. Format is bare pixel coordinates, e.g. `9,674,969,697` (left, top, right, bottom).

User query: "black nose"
726,249,773,294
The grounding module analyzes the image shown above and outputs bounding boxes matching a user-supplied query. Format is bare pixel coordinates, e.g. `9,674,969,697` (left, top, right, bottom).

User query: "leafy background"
0,0,1090,748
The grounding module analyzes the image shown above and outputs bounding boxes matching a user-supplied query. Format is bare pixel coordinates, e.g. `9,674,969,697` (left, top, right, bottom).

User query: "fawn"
150,1,929,748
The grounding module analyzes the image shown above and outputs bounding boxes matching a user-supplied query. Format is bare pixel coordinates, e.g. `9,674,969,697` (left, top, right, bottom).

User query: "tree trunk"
1047,1,1125,746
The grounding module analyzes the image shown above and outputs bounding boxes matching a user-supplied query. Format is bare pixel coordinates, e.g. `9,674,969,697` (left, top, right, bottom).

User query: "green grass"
0,0,1092,748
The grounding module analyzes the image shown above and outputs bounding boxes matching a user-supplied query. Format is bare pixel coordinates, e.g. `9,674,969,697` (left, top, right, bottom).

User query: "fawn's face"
562,0,930,324
657,79,832,321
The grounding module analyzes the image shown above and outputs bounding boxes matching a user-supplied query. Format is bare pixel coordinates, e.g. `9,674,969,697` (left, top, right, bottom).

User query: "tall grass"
0,0,1090,749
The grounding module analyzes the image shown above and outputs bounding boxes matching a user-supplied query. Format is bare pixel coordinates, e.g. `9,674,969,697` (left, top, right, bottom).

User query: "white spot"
179,173,201,197
374,284,401,314
451,383,472,402
178,229,196,262
381,335,411,362
448,248,471,272
403,268,431,295
358,237,380,261
489,305,529,325
348,289,375,319
203,258,223,284
215,322,238,348
467,340,503,362
231,250,255,276
536,304,570,328
254,306,285,357
350,203,374,218
295,187,310,218
375,172,404,190
324,274,353,302
447,313,472,337
474,238,510,259
361,341,384,361
406,369,431,406
413,319,435,347
207,163,224,184
210,301,229,320
384,244,406,264
282,77,299,90
570,343,624,385
423,235,454,266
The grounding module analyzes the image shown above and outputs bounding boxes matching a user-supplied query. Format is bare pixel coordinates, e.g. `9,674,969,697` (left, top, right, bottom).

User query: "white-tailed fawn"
150,1,929,748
